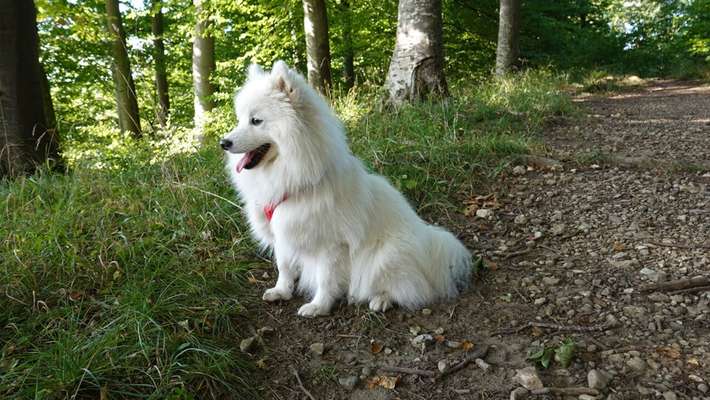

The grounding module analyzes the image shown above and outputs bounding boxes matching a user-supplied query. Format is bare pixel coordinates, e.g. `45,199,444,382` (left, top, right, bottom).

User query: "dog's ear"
247,63,264,81
271,60,296,98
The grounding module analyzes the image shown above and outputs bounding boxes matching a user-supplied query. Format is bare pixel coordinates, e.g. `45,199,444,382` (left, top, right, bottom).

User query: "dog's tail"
429,227,472,296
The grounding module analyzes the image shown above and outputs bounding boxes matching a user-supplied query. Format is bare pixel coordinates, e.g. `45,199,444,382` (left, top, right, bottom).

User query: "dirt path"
245,80,710,400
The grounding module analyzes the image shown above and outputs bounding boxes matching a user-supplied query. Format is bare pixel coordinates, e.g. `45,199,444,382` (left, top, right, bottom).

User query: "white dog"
221,61,472,317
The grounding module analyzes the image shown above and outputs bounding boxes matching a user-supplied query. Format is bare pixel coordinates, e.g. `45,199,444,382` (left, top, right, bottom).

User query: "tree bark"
0,0,61,178
494,0,521,76
340,0,355,89
152,0,170,127
192,0,215,130
105,0,141,137
384,0,448,105
302,0,332,94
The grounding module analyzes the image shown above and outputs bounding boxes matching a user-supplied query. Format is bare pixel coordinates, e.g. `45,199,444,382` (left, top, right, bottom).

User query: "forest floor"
242,80,710,400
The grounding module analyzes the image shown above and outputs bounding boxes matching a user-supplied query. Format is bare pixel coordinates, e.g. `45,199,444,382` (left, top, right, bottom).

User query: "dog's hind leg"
263,244,297,302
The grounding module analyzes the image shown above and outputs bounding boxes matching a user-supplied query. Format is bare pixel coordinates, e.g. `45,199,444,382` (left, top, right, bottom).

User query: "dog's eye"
250,117,263,126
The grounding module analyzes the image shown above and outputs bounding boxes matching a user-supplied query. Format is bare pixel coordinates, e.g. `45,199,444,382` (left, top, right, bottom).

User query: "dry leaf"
434,335,446,343
247,273,259,284
256,358,268,369
69,291,83,301
531,326,543,337
367,375,399,390
370,341,383,354
656,346,681,359
612,242,625,252
461,340,475,352
687,357,700,366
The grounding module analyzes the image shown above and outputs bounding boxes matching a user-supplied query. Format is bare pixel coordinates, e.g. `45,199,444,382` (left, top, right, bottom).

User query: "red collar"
264,194,288,222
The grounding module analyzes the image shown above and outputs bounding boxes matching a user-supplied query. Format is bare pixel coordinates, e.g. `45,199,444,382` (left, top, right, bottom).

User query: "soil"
243,80,710,400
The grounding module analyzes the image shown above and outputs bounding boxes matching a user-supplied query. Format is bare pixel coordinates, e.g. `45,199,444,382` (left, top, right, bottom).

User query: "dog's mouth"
236,143,272,173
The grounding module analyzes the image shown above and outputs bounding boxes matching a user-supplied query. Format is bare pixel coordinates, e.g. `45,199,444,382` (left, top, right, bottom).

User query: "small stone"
662,391,677,400
513,165,526,175
421,308,432,316
437,360,448,373
361,366,372,378
476,208,494,219
514,214,528,224
411,334,434,351
446,340,461,348
510,387,529,400
513,366,544,390
534,297,547,305
587,369,611,390
309,342,325,356
474,358,490,370
550,223,566,236
239,336,257,353
384,347,393,355
578,395,597,400
626,357,646,372
409,325,422,335
533,231,543,239
434,327,445,335
338,375,358,390
698,383,708,393
542,277,560,286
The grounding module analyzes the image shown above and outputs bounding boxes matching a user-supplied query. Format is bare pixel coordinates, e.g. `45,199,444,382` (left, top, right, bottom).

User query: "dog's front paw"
369,294,392,312
297,302,330,317
262,287,293,302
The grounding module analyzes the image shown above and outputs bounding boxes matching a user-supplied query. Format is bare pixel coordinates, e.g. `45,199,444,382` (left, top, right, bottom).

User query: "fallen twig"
502,248,532,260
378,366,436,377
531,387,599,396
377,345,490,381
438,345,490,380
668,285,710,295
495,321,613,335
639,276,710,293
647,241,710,250
291,366,316,400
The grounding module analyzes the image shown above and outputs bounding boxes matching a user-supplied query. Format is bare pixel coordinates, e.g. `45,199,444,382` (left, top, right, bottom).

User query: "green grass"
0,70,572,398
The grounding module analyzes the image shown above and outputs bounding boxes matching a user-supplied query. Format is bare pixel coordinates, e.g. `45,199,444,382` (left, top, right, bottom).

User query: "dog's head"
221,61,349,191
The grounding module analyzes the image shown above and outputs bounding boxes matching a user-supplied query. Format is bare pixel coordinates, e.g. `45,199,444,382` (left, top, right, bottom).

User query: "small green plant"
528,338,576,369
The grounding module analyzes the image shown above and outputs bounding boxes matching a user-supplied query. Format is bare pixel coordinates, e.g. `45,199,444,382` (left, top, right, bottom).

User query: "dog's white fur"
223,61,471,317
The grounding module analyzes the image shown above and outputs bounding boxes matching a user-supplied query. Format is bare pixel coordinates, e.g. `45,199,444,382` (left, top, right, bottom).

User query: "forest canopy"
33,0,709,137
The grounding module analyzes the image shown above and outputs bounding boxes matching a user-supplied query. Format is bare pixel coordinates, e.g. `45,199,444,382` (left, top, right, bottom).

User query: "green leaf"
554,338,576,368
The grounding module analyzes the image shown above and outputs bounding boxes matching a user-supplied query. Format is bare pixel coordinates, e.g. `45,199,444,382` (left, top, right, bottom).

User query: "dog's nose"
220,139,233,151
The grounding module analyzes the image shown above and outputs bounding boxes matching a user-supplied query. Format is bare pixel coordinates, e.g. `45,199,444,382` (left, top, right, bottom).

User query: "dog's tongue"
236,151,255,173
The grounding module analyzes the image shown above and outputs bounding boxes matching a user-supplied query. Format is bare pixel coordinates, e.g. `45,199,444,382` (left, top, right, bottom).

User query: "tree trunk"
192,0,215,130
105,0,141,137
302,0,332,94
152,0,170,127
494,0,521,76
0,0,61,178
340,0,355,89
384,0,448,105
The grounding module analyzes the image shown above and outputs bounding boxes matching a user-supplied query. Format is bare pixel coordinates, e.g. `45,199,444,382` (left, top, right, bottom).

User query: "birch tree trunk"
105,0,141,137
0,0,61,178
192,0,215,130
302,0,332,94
494,0,521,76
341,0,355,89
385,0,448,105
152,0,170,127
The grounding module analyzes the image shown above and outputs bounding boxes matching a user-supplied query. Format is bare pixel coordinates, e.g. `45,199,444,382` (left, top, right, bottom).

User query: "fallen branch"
502,248,532,260
639,276,710,293
496,321,613,335
291,366,316,400
531,387,599,396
